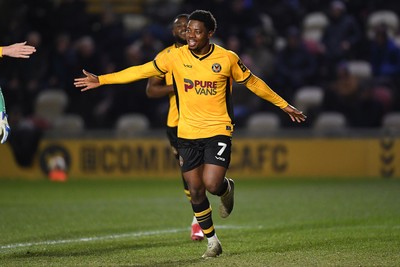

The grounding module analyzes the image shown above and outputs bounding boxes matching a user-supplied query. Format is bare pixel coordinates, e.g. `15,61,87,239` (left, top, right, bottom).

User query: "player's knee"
189,189,206,204
204,179,224,195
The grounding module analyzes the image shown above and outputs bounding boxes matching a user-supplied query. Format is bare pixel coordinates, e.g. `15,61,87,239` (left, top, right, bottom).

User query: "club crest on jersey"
212,63,222,73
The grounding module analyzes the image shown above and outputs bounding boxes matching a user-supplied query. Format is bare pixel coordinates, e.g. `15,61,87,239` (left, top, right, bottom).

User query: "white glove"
0,111,11,144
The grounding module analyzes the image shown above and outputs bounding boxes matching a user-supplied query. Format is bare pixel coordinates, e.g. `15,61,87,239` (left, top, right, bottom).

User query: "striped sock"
192,198,214,238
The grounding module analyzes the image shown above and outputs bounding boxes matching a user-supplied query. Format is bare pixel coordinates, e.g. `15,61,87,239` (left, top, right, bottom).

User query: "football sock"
0,87,6,112
192,198,215,238
206,233,219,244
216,177,229,196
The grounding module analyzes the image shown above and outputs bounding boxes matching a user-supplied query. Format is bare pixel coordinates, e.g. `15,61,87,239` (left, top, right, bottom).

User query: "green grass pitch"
0,178,399,266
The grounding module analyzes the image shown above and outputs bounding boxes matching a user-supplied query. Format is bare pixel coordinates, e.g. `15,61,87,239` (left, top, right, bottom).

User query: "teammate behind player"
74,10,306,258
145,14,204,241
0,42,36,144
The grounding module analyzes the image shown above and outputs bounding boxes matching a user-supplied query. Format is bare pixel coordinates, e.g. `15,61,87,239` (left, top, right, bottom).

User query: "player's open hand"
74,69,100,91
2,41,36,58
282,104,307,123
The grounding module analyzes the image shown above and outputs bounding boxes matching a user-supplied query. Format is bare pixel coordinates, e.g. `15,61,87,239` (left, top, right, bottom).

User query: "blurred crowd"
1,0,400,132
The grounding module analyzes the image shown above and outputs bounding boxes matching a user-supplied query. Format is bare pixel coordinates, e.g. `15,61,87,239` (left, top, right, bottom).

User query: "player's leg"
202,165,234,218
167,127,203,240
0,87,10,144
179,138,221,257
181,172,204,240
203,135,235,218
183,165,222,258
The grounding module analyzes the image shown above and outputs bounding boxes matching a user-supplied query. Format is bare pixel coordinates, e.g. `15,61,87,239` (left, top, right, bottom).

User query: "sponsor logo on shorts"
179,155,184,166
215,156,226,162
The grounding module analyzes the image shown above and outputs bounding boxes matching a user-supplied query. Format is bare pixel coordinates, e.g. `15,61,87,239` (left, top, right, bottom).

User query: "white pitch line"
0,225,253,251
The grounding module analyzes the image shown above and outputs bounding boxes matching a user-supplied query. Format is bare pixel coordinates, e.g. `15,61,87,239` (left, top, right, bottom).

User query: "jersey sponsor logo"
184,78,194,91
237,60,247,72
183,78,217,95
212,63,222,73
183,64,192,68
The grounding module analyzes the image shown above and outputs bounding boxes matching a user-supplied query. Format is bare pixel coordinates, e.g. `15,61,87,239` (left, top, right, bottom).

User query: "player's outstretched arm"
1,41,36,58
244,75,306,123
146,77,174,98
282,104,307,123
74,69,100,91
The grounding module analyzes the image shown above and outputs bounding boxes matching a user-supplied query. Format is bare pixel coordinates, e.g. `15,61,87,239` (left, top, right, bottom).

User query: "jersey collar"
190,44,215,61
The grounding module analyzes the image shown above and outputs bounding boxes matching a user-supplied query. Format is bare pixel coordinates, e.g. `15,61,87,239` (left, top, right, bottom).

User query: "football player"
74,10,306,258
0,42,36,144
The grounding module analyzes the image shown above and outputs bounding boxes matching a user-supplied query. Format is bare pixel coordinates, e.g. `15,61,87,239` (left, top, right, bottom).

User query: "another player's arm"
74,61,164,91
146,76,174,98
244,74,306,123
0,42,36,58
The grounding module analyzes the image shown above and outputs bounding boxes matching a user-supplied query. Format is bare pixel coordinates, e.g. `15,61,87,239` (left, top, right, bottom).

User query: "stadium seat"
313,112,347,136
115,113,150,137
347,60,372,80
382,112,400,131
122,14,149,33
34,89,68,125
294,86,324,114
367,10,399,38
259,13,274,34
246,112,280,135
302,12,329,42
52,114,85,136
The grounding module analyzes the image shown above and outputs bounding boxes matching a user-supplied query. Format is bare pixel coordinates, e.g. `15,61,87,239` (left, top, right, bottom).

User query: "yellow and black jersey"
99,44,288,139
154,44,288,139
154,44,179,127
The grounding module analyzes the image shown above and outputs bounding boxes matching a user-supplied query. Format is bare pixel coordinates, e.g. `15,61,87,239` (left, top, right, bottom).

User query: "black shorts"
166,126,179,159
177,135,232,173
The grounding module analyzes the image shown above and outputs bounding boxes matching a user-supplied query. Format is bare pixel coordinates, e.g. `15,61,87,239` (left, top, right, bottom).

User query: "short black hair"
188,10,217,33
174,13,189,21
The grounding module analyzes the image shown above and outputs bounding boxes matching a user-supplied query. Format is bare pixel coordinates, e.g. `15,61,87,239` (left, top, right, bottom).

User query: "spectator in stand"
18,31,48,115
320,0,361,80
244,28,275,82
369,23,400,111
323,61,385,127
264,0,306,35
47,33,76,89
93,8,126,67
274,26,317,102
130,28,163,63
51,0,93,40
369,23,400,81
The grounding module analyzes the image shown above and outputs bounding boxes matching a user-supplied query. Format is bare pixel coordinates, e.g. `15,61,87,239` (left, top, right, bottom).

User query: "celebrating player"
0,42,36,144
145,14,204,241
74,10,306,258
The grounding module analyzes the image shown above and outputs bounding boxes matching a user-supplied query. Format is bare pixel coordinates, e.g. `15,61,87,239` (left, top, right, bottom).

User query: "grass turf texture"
0,178,399,266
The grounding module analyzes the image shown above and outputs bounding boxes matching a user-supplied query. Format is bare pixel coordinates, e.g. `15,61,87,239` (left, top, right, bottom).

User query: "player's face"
186,20,211,54
172,17,188,45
